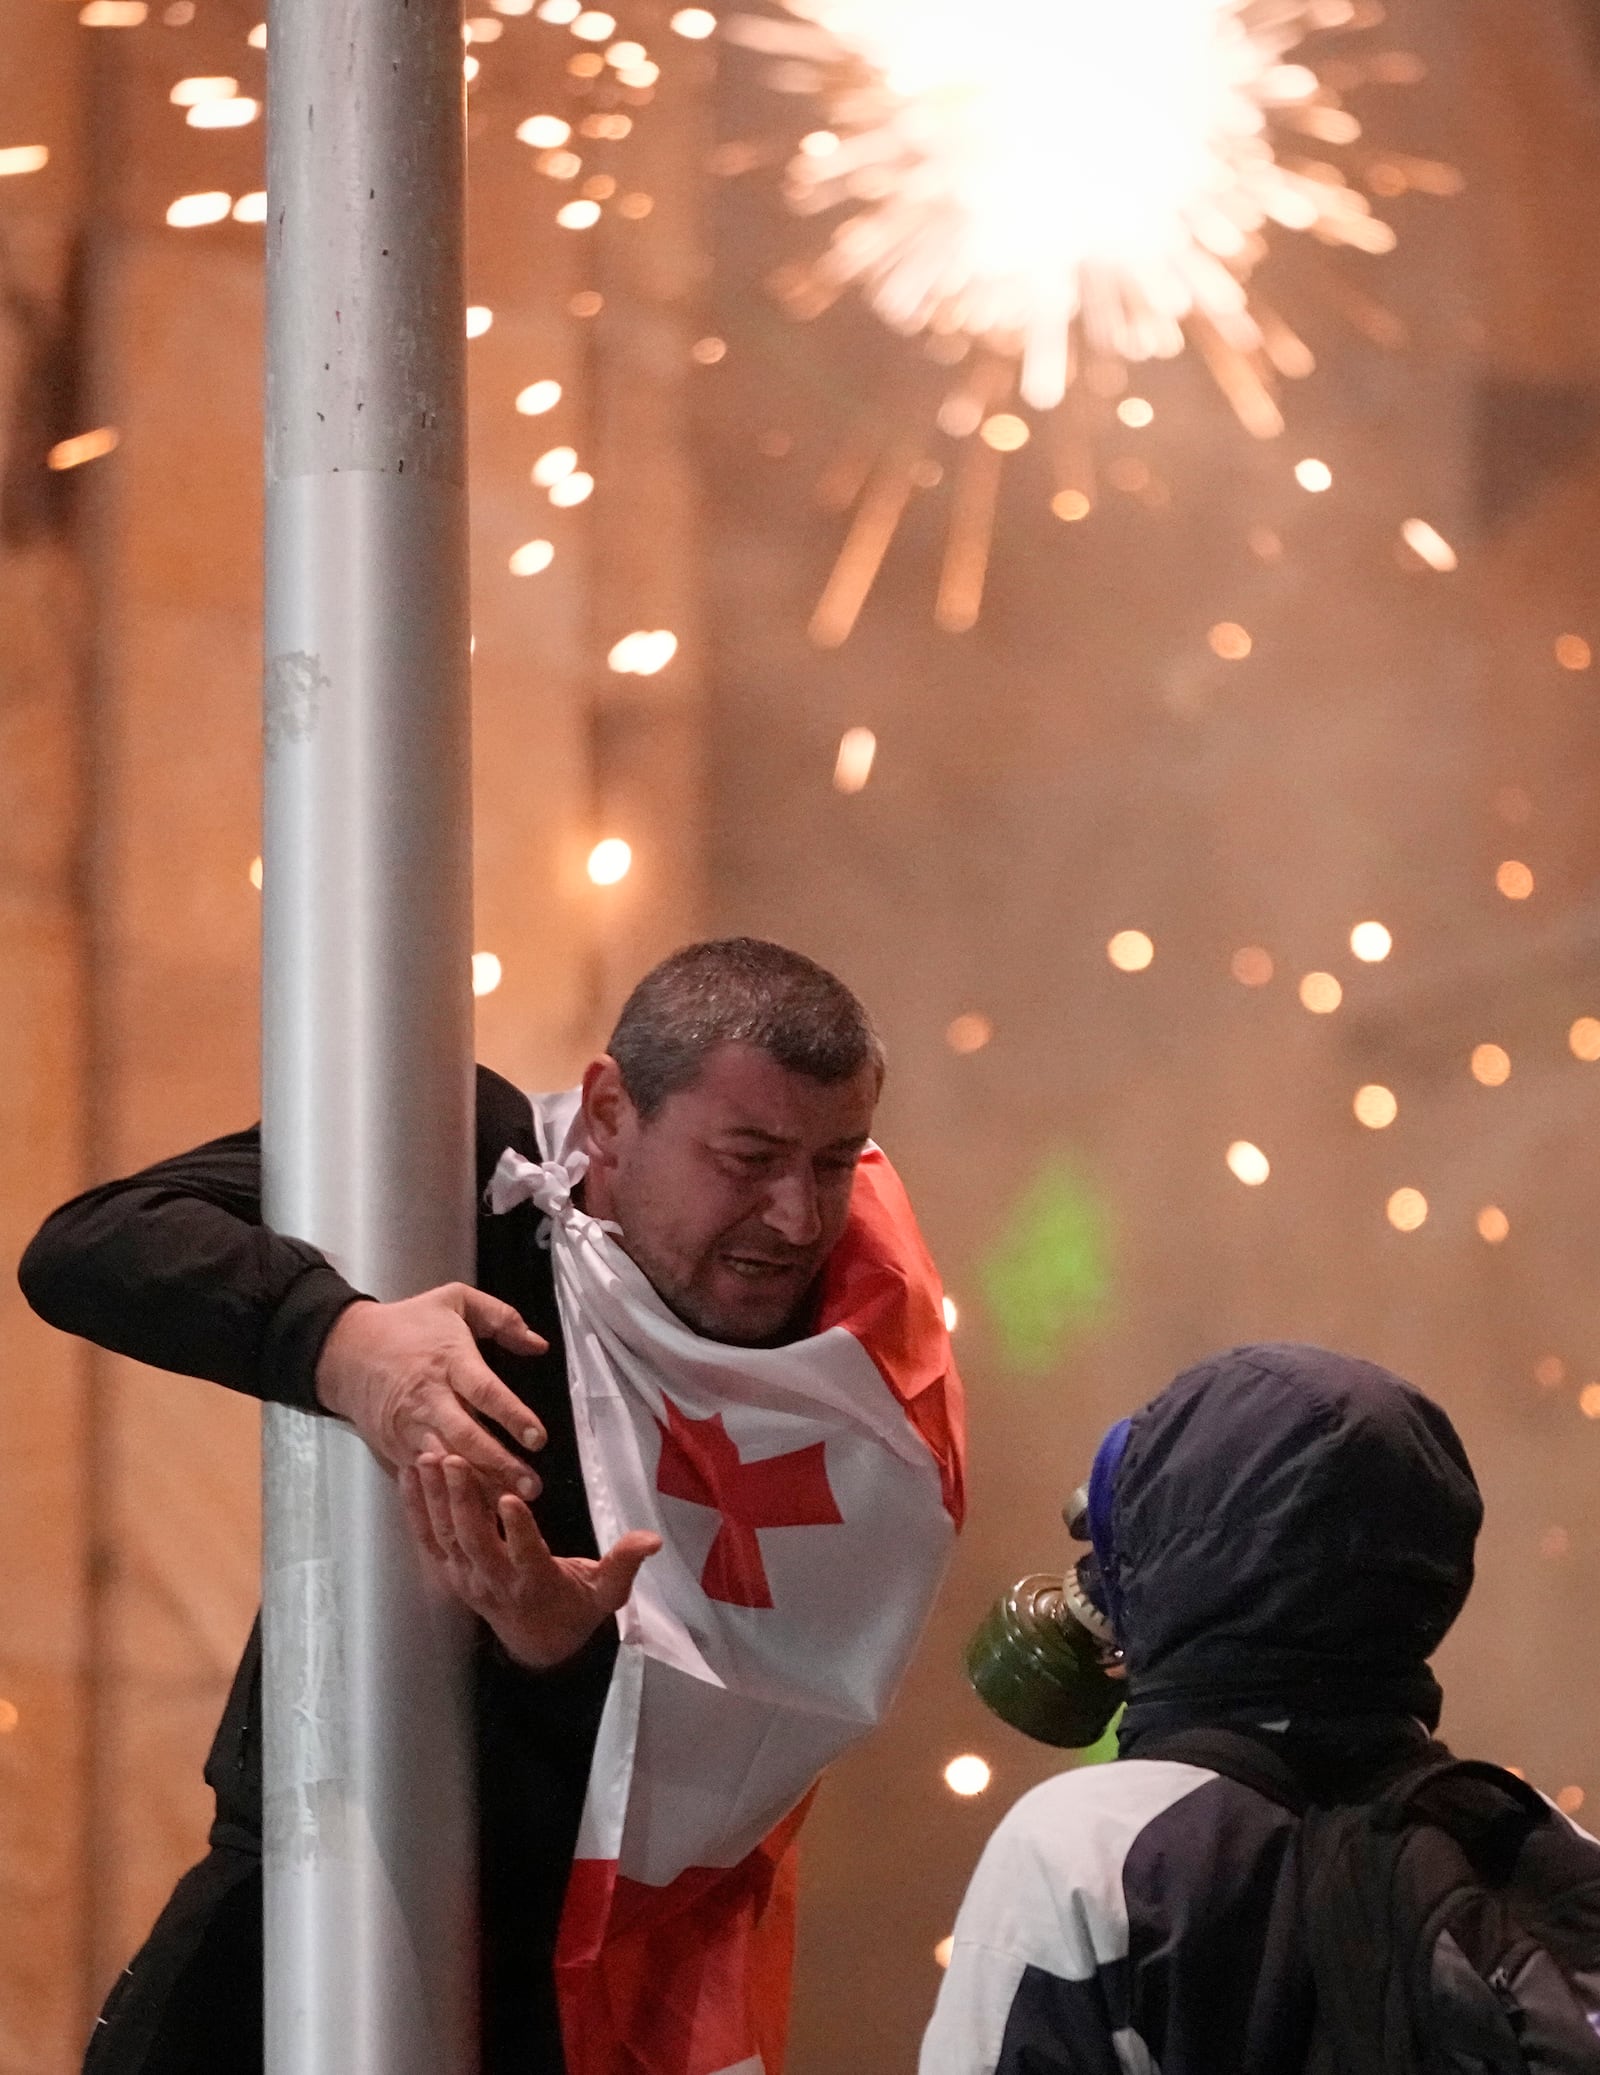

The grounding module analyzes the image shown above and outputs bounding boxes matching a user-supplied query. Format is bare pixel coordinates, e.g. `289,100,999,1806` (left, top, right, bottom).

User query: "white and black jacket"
922,1751,1313,2075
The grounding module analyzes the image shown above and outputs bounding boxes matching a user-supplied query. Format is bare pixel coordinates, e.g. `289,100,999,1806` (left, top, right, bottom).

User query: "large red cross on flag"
490,1095,965,2075
654,1397,843,1609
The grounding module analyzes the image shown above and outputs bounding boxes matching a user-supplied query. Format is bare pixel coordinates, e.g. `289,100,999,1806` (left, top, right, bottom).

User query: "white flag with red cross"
487,1090,965,2075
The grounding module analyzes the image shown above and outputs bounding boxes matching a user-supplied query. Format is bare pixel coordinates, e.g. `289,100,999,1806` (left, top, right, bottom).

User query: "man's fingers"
416,1455,461,1559
449,1284,549,1362
446,1341,548,1458
591,1531,662,1617
400,1467,448,1564
431,1390,543,1500
498,1494,555,1572
442,1458,510,1580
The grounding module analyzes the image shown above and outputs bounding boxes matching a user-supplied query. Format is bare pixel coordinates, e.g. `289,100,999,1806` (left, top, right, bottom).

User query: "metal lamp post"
259,3,477,2070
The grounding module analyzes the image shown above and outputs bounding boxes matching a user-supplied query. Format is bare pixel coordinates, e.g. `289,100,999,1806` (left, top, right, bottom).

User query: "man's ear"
580,1055,635,1165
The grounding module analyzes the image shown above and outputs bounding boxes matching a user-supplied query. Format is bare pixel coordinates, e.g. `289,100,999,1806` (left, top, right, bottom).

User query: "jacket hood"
1111,1343,1482,1736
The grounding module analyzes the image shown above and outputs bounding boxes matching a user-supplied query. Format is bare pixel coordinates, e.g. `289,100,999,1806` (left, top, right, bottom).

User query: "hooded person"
920,1342,1495,2075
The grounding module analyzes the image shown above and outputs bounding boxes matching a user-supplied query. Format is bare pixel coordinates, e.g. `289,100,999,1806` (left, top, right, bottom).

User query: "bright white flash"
748,0,1393,408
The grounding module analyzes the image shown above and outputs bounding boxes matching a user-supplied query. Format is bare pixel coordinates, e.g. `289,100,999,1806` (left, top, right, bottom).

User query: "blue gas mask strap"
1085,1416,1132,1632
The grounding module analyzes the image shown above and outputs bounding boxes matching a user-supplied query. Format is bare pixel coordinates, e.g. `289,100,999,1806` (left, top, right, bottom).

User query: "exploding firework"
722,0,1460,637
736,0,1397,412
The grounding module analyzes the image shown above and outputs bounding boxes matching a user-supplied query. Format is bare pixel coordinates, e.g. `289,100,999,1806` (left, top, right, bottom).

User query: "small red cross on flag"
654,1393,844,1609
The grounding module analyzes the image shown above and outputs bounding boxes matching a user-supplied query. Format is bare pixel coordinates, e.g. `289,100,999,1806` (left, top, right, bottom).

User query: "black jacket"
18,1066,611,2066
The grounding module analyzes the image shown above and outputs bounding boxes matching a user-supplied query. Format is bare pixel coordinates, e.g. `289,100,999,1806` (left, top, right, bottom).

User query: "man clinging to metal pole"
21,939,967,2074
21,0,964,2065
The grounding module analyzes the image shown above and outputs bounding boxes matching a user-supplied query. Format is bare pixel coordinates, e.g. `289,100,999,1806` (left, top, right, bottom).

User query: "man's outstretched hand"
315,1283,550,1498
401,1454,661,1669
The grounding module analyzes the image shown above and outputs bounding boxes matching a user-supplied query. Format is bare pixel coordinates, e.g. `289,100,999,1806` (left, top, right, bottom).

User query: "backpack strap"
1371,1757,1551,1883
1373,1756,1548,1825
1133,1726,1309,1815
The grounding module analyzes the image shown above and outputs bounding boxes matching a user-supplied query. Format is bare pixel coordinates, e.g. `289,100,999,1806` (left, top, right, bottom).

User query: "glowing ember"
1401,517,1457,571
170,76,240,105
587,837,633,885
607,629,679,675
1386,1187,1427,1233
1208,620,1252,659
833,726,878,791
752,0,1393,409
187,97,260,130
1107,930,1154,972
979,412,1029,452
166,192,233,228
1495,859,1534,901
1353,1084,1397,1130
945,1012,992,1053
518,114,574,147
47,427,119,471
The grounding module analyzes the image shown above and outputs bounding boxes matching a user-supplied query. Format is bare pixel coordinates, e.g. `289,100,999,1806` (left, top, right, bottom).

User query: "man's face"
580,1041,880,1345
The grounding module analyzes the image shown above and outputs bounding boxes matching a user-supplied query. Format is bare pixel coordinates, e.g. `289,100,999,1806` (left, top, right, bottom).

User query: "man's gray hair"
606,938,885,1118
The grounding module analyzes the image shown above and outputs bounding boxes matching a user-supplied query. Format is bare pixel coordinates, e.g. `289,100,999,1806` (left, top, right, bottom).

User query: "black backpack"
1146,1726,1600,2074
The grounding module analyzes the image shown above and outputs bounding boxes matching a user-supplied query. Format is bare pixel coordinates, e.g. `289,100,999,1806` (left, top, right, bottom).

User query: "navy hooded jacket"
921,1343,1508,2075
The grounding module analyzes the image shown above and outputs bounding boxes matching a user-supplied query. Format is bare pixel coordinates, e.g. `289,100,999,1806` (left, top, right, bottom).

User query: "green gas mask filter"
964,1485,1126,1749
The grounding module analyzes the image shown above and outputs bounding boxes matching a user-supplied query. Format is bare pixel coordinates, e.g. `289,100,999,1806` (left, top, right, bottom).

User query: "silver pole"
260,2,476,2072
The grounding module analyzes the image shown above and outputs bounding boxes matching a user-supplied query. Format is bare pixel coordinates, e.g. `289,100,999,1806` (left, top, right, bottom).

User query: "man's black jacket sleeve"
17,1123,365,1413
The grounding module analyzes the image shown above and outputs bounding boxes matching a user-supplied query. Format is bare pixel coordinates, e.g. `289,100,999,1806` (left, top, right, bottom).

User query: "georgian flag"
488,1091,965,2075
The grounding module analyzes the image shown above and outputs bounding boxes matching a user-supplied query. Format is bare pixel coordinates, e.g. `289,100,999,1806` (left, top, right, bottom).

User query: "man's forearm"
16,1125,366,1409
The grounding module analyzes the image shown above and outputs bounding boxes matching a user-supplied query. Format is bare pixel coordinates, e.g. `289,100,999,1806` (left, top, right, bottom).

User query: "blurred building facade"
3,0,1600,2069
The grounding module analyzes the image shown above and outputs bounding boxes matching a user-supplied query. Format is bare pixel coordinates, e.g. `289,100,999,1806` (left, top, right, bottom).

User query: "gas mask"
965,1459,1129,1750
